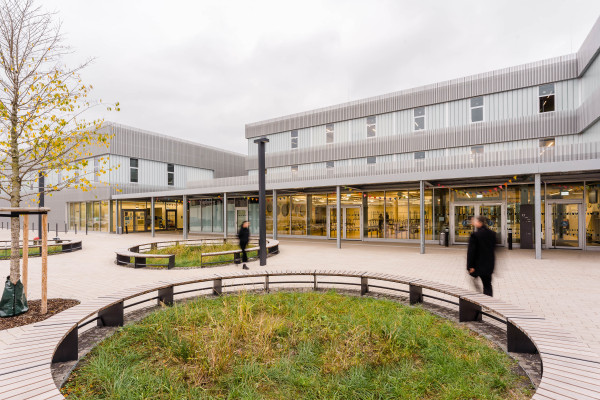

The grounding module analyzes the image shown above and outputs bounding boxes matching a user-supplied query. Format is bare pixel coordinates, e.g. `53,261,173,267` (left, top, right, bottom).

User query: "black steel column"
254,137,269,266
38,172,44,239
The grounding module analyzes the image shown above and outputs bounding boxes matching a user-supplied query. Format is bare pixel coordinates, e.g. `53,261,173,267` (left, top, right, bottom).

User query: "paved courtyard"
1,230,599,358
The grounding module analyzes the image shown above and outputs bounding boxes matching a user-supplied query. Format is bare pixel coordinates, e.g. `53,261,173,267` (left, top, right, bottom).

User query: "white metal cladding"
246,80,580,161
581,54,600,102
577,16,600,75
97,123,246,178
246,109,579,170
107,154,213,190
115,139,600,200
245,54,578,139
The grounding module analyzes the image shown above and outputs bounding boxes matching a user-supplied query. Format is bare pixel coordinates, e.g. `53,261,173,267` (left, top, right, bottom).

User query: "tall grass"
63,291,532,399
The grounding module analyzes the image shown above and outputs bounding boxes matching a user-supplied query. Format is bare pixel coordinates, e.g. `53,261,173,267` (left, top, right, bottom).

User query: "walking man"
238,220,250,270
467,215,496,297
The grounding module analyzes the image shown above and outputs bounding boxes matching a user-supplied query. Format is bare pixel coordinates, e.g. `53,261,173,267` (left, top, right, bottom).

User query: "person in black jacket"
467,215,496,297
237,221,250,270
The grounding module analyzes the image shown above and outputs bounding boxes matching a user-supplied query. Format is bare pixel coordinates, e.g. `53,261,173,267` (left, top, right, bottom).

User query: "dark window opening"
167,163,174,186
539,83,555,113
291,130,298,149
367,156,376,164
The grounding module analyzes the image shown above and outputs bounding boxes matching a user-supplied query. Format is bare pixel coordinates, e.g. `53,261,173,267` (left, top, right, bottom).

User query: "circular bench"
0,239,82,260
0,270,598,399
115,238,279,269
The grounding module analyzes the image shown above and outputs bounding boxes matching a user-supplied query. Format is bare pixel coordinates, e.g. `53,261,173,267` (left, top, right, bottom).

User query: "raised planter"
115,238,279,269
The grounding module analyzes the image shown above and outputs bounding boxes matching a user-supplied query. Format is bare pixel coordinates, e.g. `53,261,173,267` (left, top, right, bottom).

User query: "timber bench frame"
1,270,598,399
115,238,279,268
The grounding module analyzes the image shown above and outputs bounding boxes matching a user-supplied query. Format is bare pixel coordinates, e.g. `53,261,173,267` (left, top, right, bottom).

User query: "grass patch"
143,244,257,267
62,291,532,399
0,245,63,259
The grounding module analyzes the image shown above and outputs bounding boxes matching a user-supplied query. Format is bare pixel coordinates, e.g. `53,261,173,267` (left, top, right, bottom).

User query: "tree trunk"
9,92,21,285
9,216,20,284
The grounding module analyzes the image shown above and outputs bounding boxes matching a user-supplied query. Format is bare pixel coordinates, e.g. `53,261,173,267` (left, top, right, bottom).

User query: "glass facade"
587,183,600,247
64,180,600,250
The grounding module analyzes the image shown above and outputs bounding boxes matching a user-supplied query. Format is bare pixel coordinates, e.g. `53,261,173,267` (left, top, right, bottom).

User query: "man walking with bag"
467,215,496,297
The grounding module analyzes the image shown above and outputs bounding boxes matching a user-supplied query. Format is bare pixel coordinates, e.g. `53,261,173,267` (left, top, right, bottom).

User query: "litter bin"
439,228,449,247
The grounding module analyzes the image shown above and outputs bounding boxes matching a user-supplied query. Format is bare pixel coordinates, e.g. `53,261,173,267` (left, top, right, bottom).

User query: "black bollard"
508,229,513,250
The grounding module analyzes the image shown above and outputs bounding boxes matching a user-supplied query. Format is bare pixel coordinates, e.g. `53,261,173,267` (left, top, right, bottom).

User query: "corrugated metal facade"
95,123,246,179
245,55,578,139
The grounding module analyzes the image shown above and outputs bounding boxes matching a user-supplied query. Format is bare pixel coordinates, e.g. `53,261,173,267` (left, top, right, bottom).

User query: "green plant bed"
0,245,63,259
62,291,532,399
142,244,258,268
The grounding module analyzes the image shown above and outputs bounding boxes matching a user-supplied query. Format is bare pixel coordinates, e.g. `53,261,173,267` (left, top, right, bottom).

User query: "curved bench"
115,238,280,269
0,270,598,399
0,239,82,260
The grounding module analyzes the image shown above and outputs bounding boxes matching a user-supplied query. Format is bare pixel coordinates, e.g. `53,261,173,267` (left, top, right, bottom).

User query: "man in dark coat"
467,215,496,297
237,221,250,270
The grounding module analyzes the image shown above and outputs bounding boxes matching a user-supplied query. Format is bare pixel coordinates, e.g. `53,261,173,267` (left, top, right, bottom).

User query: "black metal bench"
115,249,175,269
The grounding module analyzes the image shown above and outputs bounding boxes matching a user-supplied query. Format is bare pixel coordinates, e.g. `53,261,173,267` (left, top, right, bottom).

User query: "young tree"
0,0,117,287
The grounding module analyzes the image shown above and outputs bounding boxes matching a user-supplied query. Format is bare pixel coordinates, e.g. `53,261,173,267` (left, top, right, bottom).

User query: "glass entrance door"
123,210,135,233
454,205,475,243
135,211,146,232
453,203,504,244
546,202,581,248
166,210,177,230
479,204,502,244
327,206,362,240
329,207,337,239
236,208,247,231
344,207,362,240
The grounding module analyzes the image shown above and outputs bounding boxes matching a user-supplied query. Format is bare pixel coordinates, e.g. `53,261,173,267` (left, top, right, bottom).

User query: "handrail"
0,270,598,399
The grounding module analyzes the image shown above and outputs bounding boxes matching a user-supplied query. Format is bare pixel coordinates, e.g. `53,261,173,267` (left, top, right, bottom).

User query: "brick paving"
1,230,599,357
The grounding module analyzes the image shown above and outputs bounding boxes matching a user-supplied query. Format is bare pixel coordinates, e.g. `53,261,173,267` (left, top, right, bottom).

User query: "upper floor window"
167,163,174,186
367,116,376,138
291,165,299,173
367,156,376,164
291,130,298,149
414,107,425,131
470,97,484,123
130,158,138,183
539,83,555,113
326,123,334,144
326,161,334,169
471,145,484,154
539,138,555,148
414,151,425,160
93,158,100,182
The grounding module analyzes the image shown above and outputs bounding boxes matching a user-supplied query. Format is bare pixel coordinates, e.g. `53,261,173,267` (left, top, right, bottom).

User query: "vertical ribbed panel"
98,123,246,178
245,110,579,170
577,16,600,75
245,55,578,138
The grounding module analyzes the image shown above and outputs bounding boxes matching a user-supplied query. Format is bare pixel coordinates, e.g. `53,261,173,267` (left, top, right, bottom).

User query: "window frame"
538,83,556,114
413,107,425,131
366,156,377,165
130,158,139,183
93,157,100,182
326,161,334,169
470,145,484,155
325,123,334,144
470,97,484,123
366,116,376,138
291,164,299,173
167,163,175,186
414,151,425,160
291,130,299,149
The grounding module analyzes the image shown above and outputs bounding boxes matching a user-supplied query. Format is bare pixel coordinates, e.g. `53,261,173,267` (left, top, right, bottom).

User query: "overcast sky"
44,0,600,154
